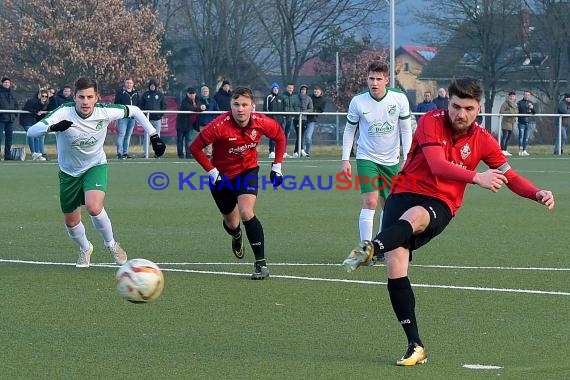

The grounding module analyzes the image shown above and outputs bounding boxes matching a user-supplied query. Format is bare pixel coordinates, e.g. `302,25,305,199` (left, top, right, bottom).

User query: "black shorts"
382,192,453,253
210,167,259,215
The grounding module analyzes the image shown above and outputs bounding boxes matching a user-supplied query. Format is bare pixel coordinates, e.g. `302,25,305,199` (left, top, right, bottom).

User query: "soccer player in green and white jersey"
341,61,413,259
27,77,166,268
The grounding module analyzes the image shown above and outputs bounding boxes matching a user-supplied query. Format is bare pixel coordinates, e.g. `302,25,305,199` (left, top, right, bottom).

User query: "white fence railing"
2,109,569,156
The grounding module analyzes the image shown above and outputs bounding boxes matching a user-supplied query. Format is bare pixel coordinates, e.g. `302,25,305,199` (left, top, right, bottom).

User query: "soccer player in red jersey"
190,87,286,279
343,78,555,366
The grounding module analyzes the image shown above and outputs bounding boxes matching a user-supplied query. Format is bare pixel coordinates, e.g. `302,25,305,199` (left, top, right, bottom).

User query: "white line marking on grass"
157,262,570,272
2,259,570,296
463,364,502,370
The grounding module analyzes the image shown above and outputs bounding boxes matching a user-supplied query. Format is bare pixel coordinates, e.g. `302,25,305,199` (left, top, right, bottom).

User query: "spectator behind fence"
21,89,50,160
264,82,285,159
114,77,140,159
433,87,449,110
415,91,437,121
282,82,299,158
140,78,166,158
517,90,536,156
214,80,232,111
499,91,518,156
48,85,73,111
0,77,18,160
554,93,570,154
293,84,313,157
306,85,327,157
197,85,219,159
176,87,201,159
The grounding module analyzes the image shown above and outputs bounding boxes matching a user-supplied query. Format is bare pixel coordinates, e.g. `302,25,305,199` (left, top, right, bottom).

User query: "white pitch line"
1,258,570,296
154,262,570,272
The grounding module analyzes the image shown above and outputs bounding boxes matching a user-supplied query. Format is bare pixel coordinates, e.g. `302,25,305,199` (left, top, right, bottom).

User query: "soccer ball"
116,258,164,303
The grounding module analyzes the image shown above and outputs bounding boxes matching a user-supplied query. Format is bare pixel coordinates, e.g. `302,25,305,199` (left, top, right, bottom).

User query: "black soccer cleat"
251,263,270,280
232,231,245,259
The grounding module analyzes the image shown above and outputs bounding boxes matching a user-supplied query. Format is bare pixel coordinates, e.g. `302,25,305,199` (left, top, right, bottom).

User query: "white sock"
66,222,91,252
359,208,375,241
90,208,116,248
377,210,384,235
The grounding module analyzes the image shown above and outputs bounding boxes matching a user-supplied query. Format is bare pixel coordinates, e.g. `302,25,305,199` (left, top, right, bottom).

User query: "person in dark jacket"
415,91,437,122
47,85,73,111
176,87,201,159
114,77,140,159
21,89,50,160
517,90,536,156
264,82,285,159
433,88,449,110
140,79,167,157
214,80,232,111
197,85,219,158
0,77,19,160
305,86,327,157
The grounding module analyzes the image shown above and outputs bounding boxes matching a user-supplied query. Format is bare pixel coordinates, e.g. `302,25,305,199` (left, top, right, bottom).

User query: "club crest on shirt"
460,143,471,160
388,104,397,116
249,129,258,140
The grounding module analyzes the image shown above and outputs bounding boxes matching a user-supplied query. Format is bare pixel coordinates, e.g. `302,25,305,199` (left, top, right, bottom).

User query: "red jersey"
190,111,286,179
393,109,538,215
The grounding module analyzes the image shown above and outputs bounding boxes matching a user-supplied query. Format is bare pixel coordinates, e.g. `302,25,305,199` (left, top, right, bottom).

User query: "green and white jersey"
346,88,411,165
41,103,127,176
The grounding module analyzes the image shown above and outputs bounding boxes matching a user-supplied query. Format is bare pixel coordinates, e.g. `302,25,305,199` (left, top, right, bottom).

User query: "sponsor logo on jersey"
368,121,394,135
229,142,257,154
71,135,97,148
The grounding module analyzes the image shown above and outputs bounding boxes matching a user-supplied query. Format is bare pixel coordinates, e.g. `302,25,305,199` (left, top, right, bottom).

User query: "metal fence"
2,109,569,156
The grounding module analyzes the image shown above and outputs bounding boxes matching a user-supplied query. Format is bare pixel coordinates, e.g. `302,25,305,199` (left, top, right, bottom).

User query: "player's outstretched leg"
342,240,374,272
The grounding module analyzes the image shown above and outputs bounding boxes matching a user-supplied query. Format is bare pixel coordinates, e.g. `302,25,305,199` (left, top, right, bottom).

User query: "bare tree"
416,0,523,123
0,0,168,95
167,0,272,91
255,0,386,85
522,0,570,109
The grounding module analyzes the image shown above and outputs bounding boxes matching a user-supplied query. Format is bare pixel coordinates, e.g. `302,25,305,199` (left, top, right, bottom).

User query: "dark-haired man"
190,87,286,279
27,77,166,268
343,78,555,366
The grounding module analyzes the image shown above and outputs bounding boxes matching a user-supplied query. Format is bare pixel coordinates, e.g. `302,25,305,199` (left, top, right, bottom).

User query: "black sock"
387,277,422,346
243,215,265,262
372,219,413,256
222,221,241,239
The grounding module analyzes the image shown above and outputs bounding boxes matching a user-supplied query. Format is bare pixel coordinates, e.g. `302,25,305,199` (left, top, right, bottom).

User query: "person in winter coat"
0,77,18,160
21,89,50,160
114,77,140,159
214,80,232,111
176,87,201,159
499,91,518,156
264,82,285,159
140,79,167,157
293,84,313,157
